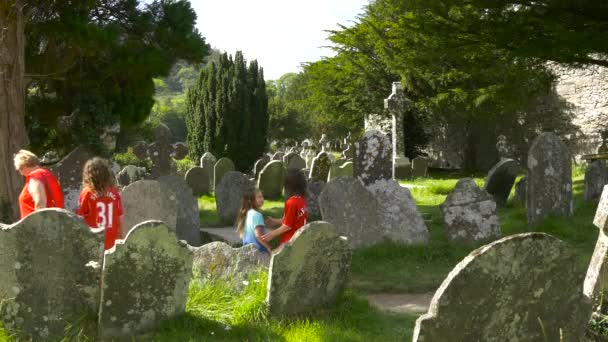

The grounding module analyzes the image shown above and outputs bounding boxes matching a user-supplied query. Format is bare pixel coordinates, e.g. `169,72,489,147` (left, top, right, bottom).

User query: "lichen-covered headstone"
585,160,608,201
484,159,519,207
309,152,331,182
412,157,429,178
258,160,285,199
48,146,94,210
367,179,430,244
214,157,236,189
306,179,325,220
413,233,591,342
158,175,201,246
0,209,104,340
319,176,382,248
267,221,352,316
354,130,392,185
216,172,255,225
328,161,353,180
117,165,147,187
585,185,608,299
98,221,192,339
526,132,573,226
121,180,178,235
439,178,501,244
286,154,306,171
133,124,188,179
192,242,269,288
185,166,210,196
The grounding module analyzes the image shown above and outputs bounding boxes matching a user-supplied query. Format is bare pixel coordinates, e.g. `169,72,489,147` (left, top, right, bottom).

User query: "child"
262,169,308,245
236,190,272,254
76,157,123,252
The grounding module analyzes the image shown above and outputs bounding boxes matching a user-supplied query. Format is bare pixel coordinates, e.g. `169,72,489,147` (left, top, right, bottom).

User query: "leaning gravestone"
309,152,331,182
319,176,382,249
584,185,608,301
526,132,573,227
0,209,104,340
192,242,270,288
258,160,285,199
216,172,255,225
98,221,192,339
328,161,353,180
286,154,306,171
483,158,519,207
159,175,201,246
133,124,188,179
267,221,352,316
413,233,591,342
121,180,178,235
48,146,94,211
411,157,429,178
214,157,236,190
353,130,392,186
585,160,608,201
117,165,147,187
367,179,430,244
185,166,211,196
439,178,501,244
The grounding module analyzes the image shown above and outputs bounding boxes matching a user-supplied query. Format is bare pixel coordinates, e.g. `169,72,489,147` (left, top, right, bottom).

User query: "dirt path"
366,293,434,315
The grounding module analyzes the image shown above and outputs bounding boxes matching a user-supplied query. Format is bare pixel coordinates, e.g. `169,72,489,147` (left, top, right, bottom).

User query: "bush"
112,148,152,170
176,158,196,176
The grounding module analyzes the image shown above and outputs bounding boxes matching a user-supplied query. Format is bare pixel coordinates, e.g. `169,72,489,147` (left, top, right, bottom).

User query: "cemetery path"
366,292,433,315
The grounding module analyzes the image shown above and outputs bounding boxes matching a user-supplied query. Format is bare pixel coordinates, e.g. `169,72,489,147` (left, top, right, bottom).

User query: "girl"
262,169,308,245
77,157,123,252
236,190,272,254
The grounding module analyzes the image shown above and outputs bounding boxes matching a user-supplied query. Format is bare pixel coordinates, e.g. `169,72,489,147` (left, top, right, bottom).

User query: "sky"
191,0,369,80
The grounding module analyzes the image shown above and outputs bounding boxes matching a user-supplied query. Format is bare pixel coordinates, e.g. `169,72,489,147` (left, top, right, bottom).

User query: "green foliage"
175,157,195,176
266,73,313,144
112,148,152,170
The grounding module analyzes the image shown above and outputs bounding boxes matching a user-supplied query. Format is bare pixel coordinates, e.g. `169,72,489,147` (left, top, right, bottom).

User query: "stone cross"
384,82,412,179
133,124,188,178
319,134,329,152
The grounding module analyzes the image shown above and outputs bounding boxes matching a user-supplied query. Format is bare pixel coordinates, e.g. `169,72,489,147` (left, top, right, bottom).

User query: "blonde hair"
13,150,39,170
82,157,116,194
236,189,262,236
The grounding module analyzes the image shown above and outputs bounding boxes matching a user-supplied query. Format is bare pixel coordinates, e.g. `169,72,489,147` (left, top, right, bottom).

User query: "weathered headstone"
258,160,285,199
309,152,331,182
286,154,306,170
319,176,382,248
411,157,429,178
48,146,94,210
306,179,325,220
267,221,352,316
513,176,527,206
413,233,591,342
185,166,211,196
272,152,285,161
116,165,147,187
483,159,519,207
367,179,430,244
158,175,201,246
133,124,188,178
98,221,192,339
342,144,353,160
585,160,608,201
584,185,608,301
192,242,269,288
353,130,392,186
0,209,104,340
121,180,178,235
216,172,255,225
328,161,353,180
384,82,412,179
526,132,573,226
200,152,217,190
254,156,270,178
439,178,501,244
214,157,236,190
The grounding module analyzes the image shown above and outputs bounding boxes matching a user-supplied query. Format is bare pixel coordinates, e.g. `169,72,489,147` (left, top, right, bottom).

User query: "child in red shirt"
262,169,308,245
76,157,123,251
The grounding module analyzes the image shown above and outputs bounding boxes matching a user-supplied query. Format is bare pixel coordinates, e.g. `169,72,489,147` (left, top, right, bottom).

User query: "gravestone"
272,152,285,161
319,176,382,249
342,144,353,160
216,172,255,225
0,209,104,340
286,154,306,170
412,157,429,178
584,185,608,302
192,242,270,288
328,161,353,180
483,159,519,207
158,175,201,246
367,179,430,244
384,82,413,179
413,233,591,342
526,132,573,226
117,165,147,187
309,152,331,182
133,124,188,178
258,160,285,199
48,146,94,211
185,166,211,196
585,160,608,201
267,221,352,316
353,130,392,186
513,176,527,206
121,180,178,235
200,152,217,190
439,178,501,244
214,157,236,190
98,221,192,339
306,179,325,220
254,156,270,178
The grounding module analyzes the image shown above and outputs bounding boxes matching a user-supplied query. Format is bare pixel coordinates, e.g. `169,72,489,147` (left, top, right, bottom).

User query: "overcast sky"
191,0,369,80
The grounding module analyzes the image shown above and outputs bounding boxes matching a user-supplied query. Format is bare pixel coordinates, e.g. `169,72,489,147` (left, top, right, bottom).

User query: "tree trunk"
0,1,28,223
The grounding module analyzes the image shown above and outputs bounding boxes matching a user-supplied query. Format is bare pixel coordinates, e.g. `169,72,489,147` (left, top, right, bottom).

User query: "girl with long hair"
236,189,272,254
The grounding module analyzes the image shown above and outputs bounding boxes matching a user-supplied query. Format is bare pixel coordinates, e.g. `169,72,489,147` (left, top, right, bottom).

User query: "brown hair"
235,189,262,237
82,157,115,194
284,169,307,197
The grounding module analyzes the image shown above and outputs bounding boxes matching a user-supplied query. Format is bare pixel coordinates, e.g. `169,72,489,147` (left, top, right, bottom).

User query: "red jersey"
280,195,308,244
18,168,64,219
77,187,123,251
